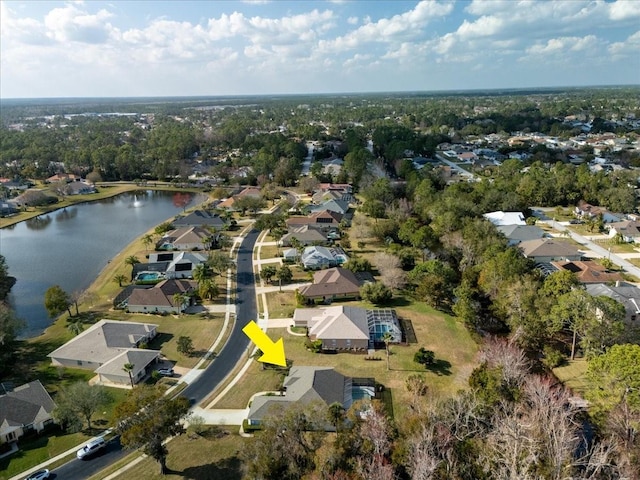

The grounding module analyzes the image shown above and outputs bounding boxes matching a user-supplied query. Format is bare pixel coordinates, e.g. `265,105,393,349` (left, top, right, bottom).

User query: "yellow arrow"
242,320,287,367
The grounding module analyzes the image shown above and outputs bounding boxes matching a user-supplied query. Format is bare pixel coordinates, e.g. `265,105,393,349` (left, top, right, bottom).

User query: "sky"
1,0,639,98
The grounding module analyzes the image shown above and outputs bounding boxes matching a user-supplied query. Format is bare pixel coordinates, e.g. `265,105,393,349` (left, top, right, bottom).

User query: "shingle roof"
48,320,158,364
127,279,196,307
172,210,226,228
519,238,581,258
307,306,369,341
0,381,55,430
298,267,362,298
551,260,625,284
95,349,160,378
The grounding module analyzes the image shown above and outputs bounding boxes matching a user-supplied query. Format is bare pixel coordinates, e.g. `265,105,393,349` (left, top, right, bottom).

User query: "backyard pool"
135,271,166,281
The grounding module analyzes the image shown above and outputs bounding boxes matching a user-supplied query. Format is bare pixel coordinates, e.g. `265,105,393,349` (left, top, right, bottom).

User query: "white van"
76,437,106,459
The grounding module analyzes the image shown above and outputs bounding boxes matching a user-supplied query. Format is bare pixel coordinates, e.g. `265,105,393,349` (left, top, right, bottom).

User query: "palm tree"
198,279,219,300
113,274,128,287
327,402,345,433
142,234,154,251
172,293,188,314
381,331,394,371
193,263,212,286
125,255,140,278
123,363,135,388
67,318,84,336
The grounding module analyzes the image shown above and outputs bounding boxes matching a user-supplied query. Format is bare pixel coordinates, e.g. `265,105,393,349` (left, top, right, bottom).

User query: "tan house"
298,267,370,303
126,279,196,314
286,210,343,229
156,226,212,251
1,381,56,446
607,220,640,243
48,320,160,385
293,305,402,351
281,225,329,247
519,238,582,263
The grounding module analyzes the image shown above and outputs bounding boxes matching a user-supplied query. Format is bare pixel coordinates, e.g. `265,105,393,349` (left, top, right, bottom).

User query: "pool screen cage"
367,308,402,344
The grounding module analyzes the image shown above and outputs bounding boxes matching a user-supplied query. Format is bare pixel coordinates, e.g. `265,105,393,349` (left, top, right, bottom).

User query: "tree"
44,285,72,318
382,331,393,371
115,385,191,474
360,282,393,305
207,251,234,276
53,382,111,432
67,317,84,336
125,255,140,277
177,335,194,356
172,293,189,313
276,265,293,290
198,279,219,301
192,263,213,285
586,344,640,413
260,265,277,284
113,273,128,287
244,402,326,480
327,402,346,432
123,362,135,388
141,234,154,251
414,347,435,368
0,303,23,375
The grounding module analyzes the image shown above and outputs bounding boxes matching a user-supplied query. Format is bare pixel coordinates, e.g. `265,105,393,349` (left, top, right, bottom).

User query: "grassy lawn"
109,429,245,480
219,299,478,421
265,291,297,318
213,361,283,409
258,245,280,259
553,358,589,397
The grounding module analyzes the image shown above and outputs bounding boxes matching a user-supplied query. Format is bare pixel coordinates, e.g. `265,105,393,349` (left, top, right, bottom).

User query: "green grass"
213,361,283,409
218,300,478,421
258,245,280,259
553,358,589,396
109,430,246,480
265,291,296,318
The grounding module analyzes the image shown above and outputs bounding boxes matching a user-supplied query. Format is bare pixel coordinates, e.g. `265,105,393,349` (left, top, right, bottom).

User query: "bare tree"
479,336,530,389
374,252,407,290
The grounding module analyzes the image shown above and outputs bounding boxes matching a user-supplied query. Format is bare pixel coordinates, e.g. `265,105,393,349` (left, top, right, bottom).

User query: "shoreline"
0,182,206,229
18,189,211,341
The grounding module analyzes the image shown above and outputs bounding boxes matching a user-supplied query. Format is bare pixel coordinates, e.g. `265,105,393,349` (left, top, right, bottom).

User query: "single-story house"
218,187,263,210
317,183,352,194
246,366,374,428
65,181,96,195
281,225,329,247
298,267,371,303
0,381,56,446
148,251,207,279
308,199,350,216
0,201,18,217
312,189,353,205
574,201,623,223
301,246,348,270
46,173,80,183
519,238,582,263
606,220,640,243
585,283,640,324
172,210,227,229
286,210,344,230
551,260,625,285
48,320,160,385
293,305,402,351
483,211,526,226
156,226,212,251
125,279,197,314
496,224,545,246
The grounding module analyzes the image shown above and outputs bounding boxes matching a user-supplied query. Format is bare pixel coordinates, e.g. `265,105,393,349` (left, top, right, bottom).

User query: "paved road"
435,152,476,181
51,436,126,480
545,219,640,278
181,229,259,405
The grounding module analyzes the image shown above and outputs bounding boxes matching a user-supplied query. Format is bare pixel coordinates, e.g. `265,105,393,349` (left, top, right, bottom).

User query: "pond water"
0,190,206,338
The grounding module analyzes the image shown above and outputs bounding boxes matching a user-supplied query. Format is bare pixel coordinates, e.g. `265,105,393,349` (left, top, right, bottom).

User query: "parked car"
76,437,106,459
157,368,174,376
26,470,50,480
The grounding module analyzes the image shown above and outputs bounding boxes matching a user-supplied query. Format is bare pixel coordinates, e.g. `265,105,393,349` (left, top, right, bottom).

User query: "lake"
0,190,206,338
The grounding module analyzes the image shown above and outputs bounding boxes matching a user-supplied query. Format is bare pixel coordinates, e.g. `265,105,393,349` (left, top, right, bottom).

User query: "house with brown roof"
126,279,196,314
551,260,625,284
519,238,582,263
217,187,263,210
48,320,160,386
1,381,56,447
286,210,343,230
574,201,622,223
281,225,329,247
156,226,212,251
298,267,370,303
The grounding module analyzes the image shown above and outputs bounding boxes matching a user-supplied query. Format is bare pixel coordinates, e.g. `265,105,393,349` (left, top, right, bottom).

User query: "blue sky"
1,0,638,98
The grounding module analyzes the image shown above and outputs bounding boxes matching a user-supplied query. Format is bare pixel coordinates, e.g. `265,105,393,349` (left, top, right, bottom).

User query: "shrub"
414,347,435,367
543,345,564,369
360,282,393,305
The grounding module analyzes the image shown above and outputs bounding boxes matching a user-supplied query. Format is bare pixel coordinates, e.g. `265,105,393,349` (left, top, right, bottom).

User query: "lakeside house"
0,381,56,448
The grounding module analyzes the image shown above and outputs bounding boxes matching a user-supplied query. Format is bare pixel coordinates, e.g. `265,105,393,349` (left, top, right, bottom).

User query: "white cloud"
347,16,359,25
526,35,598,55
609,30,640,56
609,0,640,20
44,3,115,44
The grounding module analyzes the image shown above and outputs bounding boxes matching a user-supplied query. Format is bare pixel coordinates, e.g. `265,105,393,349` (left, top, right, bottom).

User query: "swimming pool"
135,271,166,281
